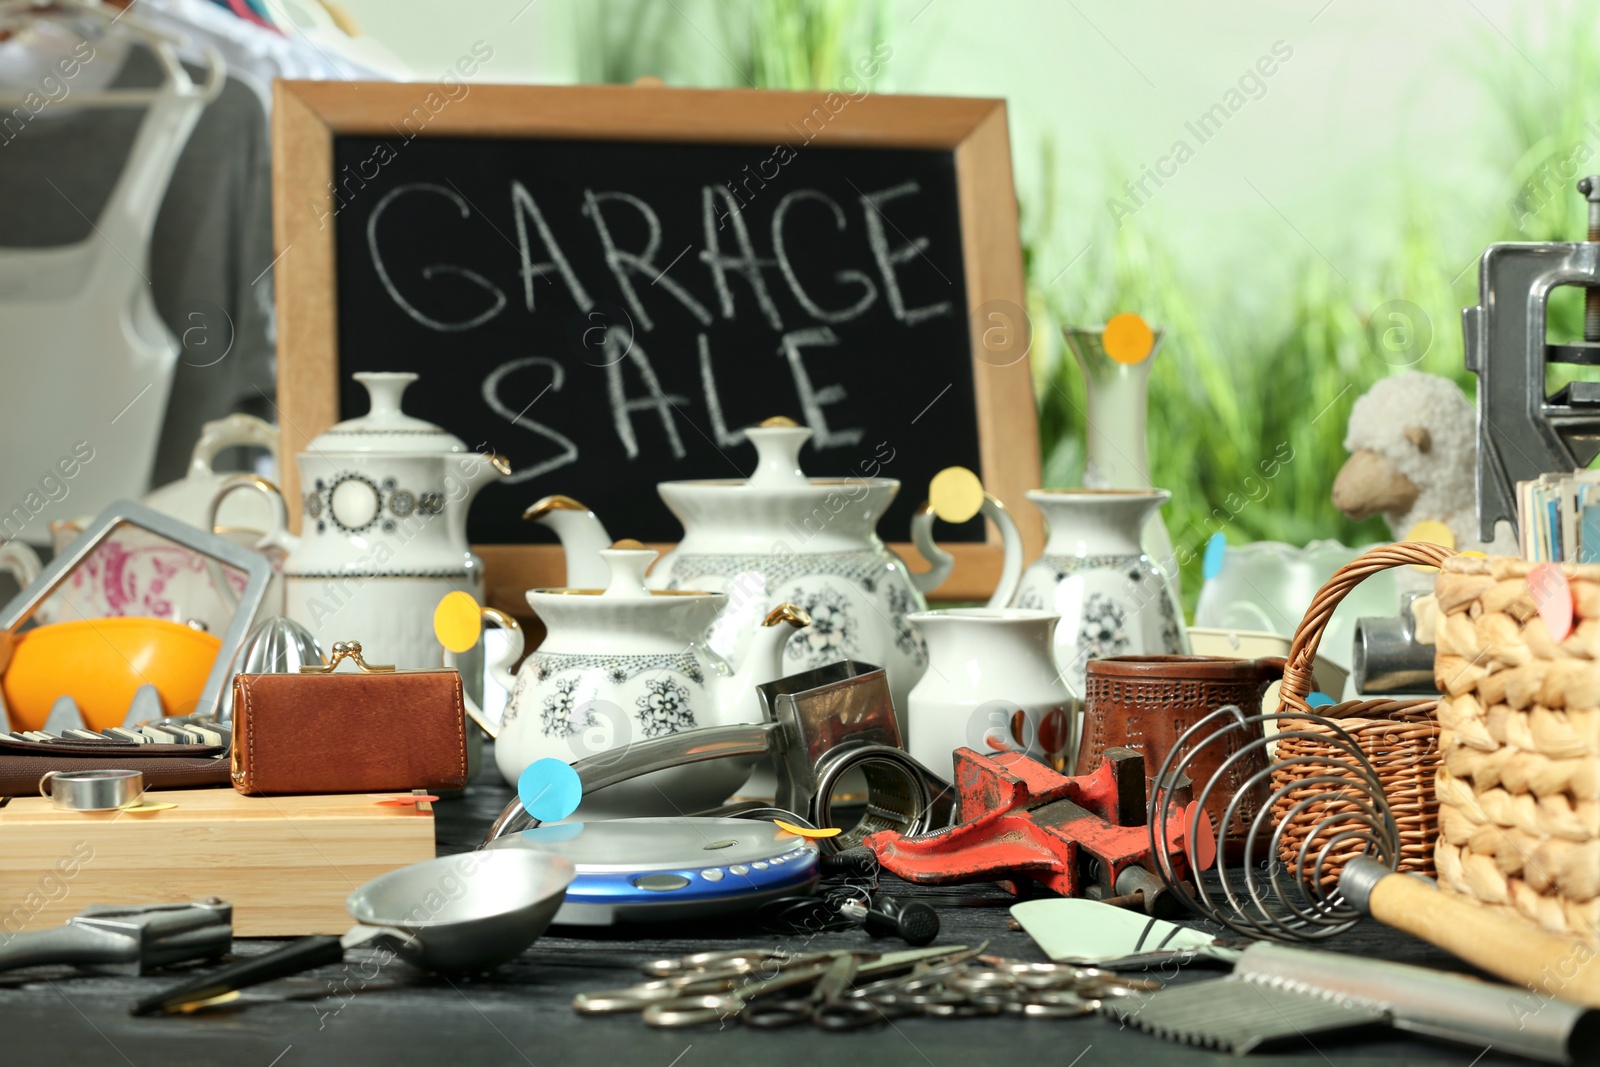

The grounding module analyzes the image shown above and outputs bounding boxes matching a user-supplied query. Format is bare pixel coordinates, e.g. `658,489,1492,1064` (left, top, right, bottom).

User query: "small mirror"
0,501,272,733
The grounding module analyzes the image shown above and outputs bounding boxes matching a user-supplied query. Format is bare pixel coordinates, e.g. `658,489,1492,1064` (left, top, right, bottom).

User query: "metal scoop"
132,849,576,1015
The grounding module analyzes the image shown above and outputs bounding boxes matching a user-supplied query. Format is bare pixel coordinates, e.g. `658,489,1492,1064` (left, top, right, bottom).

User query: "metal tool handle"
0,922,137,974
131,935,346,1016
1343,856,1600,1008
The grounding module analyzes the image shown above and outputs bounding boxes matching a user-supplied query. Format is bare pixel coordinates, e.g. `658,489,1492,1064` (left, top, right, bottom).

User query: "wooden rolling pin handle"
1343,857,1600,1008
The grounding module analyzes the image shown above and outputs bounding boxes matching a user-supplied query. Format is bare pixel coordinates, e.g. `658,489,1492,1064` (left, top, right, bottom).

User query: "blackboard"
273,82,1039,607
330,135,978,546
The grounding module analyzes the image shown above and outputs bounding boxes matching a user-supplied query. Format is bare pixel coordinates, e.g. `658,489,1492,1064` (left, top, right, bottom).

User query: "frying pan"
133,849,575,1015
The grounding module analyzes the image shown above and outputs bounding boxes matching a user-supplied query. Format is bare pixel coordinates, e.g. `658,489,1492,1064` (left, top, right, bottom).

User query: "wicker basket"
1432,554,1600,947
1269,541,1451,879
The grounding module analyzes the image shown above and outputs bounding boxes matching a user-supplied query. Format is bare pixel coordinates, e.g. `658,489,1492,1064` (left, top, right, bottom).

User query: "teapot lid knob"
598,541,657,599
352,372,419,419
745,418,813,489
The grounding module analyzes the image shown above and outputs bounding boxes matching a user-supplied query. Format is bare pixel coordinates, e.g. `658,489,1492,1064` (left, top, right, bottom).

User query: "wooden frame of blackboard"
271,80,1042,612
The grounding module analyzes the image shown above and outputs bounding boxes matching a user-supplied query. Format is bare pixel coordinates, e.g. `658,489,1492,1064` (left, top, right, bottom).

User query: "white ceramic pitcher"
904,608,1076,779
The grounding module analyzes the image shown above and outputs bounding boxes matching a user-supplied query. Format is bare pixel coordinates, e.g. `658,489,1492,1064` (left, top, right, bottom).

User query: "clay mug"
1076,655,1284,844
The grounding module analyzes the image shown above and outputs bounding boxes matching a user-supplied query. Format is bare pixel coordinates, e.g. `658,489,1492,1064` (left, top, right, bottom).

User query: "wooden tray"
0,789,435,936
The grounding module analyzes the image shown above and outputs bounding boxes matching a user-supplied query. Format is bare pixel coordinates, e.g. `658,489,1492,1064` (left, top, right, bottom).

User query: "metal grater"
1099,977,1386,1054
1096,942,1594,1064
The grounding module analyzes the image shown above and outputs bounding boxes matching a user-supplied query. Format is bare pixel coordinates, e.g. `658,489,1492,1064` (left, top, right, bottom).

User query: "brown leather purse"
231,641,467,796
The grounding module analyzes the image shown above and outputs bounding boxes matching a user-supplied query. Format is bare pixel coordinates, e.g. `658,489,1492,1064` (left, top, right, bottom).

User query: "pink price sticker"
1527,563,1574,643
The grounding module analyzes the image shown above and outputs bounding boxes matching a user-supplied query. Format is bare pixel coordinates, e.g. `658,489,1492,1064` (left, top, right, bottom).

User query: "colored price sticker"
1404,520,1454,572
774,819,841,839
929,466,984,524
1202,532,1227,580
1527,563,1574,643
1103,312,1156,365
372,795,439,806
519,758,582,823
122,801,177,814
434,591,484,653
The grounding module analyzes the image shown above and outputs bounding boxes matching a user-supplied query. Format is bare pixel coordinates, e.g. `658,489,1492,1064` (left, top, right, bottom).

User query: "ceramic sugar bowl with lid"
484,542,809,818
218,372,509,668
527,418,1010,715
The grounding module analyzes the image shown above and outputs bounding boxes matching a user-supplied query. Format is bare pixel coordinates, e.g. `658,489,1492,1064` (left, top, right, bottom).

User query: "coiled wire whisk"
1148,704,1401,942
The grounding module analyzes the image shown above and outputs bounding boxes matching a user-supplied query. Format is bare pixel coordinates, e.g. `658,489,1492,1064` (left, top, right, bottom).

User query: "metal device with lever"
485,662,956,848
860,747,1214,915
0,901,231,976
1352,590,1438,695
1466,175,1600,539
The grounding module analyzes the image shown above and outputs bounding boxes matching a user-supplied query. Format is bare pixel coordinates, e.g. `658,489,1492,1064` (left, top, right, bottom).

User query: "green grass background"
572,0,1600,613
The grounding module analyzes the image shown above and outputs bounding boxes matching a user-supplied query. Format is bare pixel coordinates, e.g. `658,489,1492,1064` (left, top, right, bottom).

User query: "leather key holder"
231,641,467,796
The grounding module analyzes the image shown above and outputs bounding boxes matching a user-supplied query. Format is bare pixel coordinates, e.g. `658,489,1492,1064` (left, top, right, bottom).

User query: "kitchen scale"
485,817,821,926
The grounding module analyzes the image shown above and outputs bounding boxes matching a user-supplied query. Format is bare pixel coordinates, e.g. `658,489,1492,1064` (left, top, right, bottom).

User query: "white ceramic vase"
904,608,1076,780
1065,325,1182,603
1013,489,1189,699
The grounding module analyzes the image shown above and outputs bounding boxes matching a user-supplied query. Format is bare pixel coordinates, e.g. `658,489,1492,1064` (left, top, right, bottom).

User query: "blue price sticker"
518,758,582,823
1202,532,1228,581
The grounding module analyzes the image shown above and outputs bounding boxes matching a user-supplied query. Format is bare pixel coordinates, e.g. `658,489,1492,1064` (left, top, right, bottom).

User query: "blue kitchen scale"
486,817,822,925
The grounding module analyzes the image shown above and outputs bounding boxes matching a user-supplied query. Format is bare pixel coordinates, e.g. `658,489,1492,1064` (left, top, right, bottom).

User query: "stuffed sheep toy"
1331,371,1517,556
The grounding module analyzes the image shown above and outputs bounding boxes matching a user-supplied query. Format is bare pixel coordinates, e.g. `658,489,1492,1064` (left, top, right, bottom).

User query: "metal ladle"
132,849,576,1015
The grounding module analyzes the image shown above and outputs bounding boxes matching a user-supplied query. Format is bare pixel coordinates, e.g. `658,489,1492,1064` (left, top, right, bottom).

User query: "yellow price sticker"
123,801,177,814
434,591,484,654
774,819,842,839
1103,312,1156,365
1404,520,1455,572
929,466,984,524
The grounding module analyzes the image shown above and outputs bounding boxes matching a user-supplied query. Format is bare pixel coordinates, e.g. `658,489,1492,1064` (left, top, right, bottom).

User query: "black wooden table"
0,760,1537,1067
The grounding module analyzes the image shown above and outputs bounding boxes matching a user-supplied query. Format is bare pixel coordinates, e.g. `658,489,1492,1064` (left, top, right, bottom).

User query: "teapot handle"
190,414,279,478
443,606,524,740
208,473,296,558
0,539,42,591
908,494,1024,608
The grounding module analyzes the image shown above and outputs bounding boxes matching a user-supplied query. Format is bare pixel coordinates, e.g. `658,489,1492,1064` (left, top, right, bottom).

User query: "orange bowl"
3,618,222,731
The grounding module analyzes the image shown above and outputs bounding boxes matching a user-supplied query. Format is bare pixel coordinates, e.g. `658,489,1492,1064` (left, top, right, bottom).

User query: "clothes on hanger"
0,11,217,535
215,0,281,35
138,0,408,112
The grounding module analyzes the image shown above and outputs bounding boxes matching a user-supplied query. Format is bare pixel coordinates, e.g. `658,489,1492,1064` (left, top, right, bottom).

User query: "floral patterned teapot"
526,418,1017,717
487,541,809,818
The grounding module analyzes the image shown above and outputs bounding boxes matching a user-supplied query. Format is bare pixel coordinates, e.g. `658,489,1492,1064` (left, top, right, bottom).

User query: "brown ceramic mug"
1076,655,1284,844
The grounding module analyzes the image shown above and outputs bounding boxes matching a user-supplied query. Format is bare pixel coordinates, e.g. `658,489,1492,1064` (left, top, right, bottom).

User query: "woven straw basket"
1433,554,1600,947
1269,541,1451,880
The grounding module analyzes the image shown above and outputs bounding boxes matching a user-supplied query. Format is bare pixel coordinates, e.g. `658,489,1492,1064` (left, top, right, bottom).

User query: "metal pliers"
0,901,232,976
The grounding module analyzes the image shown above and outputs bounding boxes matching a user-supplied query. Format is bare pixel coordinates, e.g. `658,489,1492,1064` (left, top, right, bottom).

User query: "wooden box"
0,789,436,936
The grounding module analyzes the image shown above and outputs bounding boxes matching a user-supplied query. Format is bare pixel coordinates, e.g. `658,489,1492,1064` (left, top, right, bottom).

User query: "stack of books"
1517,471,1600,562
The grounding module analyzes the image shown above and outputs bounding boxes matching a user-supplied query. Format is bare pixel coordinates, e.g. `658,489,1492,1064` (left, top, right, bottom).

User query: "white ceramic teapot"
217,372,509,668
477,542,808,818
528,419,1021,715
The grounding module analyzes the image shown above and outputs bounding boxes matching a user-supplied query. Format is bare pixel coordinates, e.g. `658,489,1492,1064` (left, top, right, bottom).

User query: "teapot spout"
445,452,511,553
524,495,614,588
721,604,811,722
463,451,512,497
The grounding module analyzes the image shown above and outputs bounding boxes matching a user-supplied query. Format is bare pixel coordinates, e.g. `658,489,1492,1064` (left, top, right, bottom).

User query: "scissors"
574,944,982,1028
742,953,876,1030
